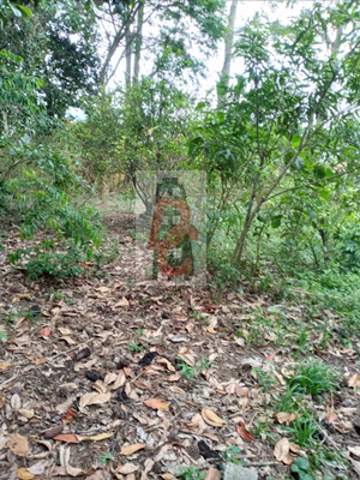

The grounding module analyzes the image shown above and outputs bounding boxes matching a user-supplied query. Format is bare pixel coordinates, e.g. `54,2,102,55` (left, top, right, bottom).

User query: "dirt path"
0,214,359,479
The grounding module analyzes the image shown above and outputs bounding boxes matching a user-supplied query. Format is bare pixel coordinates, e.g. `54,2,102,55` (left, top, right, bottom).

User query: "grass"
286,410,320,448
287,359,338,397
0,330,7,342
177,357,210,381
127,341,144,353
177,467,205,480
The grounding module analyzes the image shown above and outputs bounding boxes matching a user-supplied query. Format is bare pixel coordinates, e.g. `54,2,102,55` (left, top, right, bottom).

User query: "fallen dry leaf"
348,446,360,458
324,407,338,425
116,463,139,474
59,446,83,477
349,374,360,389
141,458,155,480
201,408,226,427
144,398,170,411
53,433,80,444
7,433,29,457
18,408,34,419
79,391,111,409
16,468,34,480
38,326,52,338
0,361,11,371
115,297,129,307
79,431,114,442
120,443,145,456
275,412,298,425
236,419,255,442
274,437,293,465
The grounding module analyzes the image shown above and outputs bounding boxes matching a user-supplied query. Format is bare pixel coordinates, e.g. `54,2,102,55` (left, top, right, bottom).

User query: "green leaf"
271,215,282,228
15,4,33,17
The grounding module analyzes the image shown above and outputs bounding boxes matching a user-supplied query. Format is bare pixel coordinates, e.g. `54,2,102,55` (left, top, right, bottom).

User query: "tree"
1,0,100,118
218,0,238,104
191,0,360,266
96,0,225,86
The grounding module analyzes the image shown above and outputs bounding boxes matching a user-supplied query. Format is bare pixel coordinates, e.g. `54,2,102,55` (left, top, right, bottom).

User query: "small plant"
177,360,196,380
128,342,144,353
288,359,338,397
253,367,277,392
290,456,315,480
0,330,7,342
287,411,319,448
296,328,310,353
177,466,205,480
177,357,210,380
276,387,301,413
99,451,114,465
223,444,242,464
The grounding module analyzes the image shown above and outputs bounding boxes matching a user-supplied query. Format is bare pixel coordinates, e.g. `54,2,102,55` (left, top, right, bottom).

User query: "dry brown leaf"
205,467,221,480
18,408,34,419
144,398,170,411
59,446,83,477
79,391,111,409
111,371,126,390
115,297,129,308
188,413,207,433
116,463,139,474
0,361,11,371
157,357,176,372
38,326,52,338
104,372,118,385
7,433,29,457
79,432,114,442
348,446,360,458
349,374,360,388
324,407,338,425
289,443,301,454
226,383,249,397
161,475,176,480
53,433,80,443
274,437,293,465
120,443,145,456
141,458,155,480
201,408,226,427
236,419,255,442
275,412,298,425
16,468,34,480
0,394,5,409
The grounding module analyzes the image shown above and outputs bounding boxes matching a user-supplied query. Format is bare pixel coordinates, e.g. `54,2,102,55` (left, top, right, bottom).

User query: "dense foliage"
1,0,360,302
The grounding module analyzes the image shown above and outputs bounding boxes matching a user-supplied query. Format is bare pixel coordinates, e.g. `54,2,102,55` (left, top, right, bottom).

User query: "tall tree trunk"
133,0,144,84
125,26,132,89
218,0,238,104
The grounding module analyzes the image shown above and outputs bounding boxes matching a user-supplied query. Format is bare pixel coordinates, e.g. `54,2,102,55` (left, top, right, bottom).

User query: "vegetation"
1,1,359,479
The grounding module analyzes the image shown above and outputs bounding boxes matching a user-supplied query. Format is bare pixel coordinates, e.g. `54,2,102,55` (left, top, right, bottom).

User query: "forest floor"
0,210,360,480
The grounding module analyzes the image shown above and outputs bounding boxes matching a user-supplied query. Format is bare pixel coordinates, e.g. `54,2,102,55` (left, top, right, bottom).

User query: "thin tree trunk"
125,26,132,89
218,0,238,104
133,0,144,83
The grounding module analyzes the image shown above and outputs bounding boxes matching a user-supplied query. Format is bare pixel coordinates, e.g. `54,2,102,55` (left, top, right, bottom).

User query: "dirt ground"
0,213,359,480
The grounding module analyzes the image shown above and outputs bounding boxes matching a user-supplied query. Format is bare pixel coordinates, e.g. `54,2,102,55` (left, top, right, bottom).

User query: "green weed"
177,467,205,480
128,342,144,353
288,359,338,397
